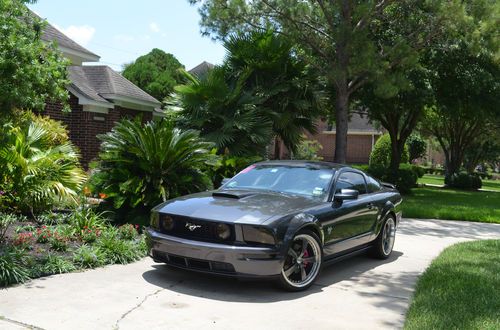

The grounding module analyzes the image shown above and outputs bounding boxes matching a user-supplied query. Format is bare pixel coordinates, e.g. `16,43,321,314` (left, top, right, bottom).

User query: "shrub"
96,228,145,264
73,245,105,269
411,165,426,178
446,172,482,190
365,164,417,194
90,119,216,224
79,227,102,244
69,207,107,232
118,224,139,240
292,136,323,161
0,120,87,214
12,232,35,250
0,212,16,243
369,134,409,167
0,248,30,287
48,232,70,252
39,254,76,276
407,134,427,162
36,212,70,226
35,226,54,244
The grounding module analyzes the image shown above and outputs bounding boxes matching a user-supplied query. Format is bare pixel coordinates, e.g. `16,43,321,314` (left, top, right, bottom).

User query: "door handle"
366,203,374,209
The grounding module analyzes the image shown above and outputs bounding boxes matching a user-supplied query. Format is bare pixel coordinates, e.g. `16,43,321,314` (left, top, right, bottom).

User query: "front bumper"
146,228,284,278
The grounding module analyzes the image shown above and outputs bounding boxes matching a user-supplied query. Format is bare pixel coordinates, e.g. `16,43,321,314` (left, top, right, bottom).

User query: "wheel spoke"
284,264,297,277
302,257,316,263
299,238,309,257
300,264,307,281
288,248,298,259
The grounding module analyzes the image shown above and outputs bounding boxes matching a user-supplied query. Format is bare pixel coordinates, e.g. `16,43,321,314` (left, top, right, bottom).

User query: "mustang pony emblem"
185,222,202,231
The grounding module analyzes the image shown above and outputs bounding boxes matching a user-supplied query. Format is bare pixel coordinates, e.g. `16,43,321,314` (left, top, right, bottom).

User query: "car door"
322,171,378,255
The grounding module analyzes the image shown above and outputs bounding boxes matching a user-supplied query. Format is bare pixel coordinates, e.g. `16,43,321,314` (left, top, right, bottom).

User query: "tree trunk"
274,136,281,160
334,87,349,164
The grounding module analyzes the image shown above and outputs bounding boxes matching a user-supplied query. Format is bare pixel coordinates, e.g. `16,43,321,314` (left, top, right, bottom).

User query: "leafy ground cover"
402,187,500,223
0,210,146,288
418,174,500,192
405,240,500,329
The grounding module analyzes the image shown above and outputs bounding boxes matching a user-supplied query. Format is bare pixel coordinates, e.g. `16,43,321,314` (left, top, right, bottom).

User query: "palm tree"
223,30,326,157
175,67,274,156
0,121,86,216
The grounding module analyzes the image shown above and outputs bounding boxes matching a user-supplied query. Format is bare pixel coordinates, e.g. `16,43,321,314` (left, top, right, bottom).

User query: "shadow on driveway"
141,250,405,303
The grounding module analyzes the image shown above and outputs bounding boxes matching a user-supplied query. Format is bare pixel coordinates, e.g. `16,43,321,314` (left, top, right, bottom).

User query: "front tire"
278,230,322,291
371,215,397,259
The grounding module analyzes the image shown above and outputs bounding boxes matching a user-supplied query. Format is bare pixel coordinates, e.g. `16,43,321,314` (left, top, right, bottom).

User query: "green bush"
90,119,216,224
445,172,482,190
292,135,323,161
369,134,409,167
69,207,107,232
411,165,425,178
365,164,417,194
38,254,76,276
117,224,139,240
96,228,145,264
0,248,30,287
0,119,86,214
407,134,427,162
73,245,105,269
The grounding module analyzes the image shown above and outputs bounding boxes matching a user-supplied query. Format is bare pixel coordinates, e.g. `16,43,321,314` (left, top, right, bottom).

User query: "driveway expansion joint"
114,288,164,329
0,316,46,330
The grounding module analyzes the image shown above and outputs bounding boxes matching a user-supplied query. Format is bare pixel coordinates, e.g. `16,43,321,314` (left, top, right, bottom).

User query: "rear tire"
371,215,396,259
278,230,322,291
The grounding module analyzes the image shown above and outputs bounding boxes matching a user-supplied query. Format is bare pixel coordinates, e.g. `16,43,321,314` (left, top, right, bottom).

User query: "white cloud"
149,22,160,33
54,24,96,46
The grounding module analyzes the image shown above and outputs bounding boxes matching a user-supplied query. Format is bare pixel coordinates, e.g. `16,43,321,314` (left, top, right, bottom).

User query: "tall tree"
0,0,69,114
122,48,185,102
424,44,500,177
356,69,432,173
190,0,454,163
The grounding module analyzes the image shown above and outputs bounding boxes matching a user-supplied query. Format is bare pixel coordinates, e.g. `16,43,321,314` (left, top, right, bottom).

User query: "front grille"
152,250,235,274
159,214,235,244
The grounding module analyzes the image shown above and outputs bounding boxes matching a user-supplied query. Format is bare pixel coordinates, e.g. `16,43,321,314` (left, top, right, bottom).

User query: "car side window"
335,172,367,195
366,175,383,193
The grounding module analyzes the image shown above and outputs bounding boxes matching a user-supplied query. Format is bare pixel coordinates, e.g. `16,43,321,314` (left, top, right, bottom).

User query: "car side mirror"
334,189,359,202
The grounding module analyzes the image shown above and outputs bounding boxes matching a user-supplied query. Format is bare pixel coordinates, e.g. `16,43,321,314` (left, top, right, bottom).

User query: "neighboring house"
188,61,215,78
37,14,161,167
273,113,382,163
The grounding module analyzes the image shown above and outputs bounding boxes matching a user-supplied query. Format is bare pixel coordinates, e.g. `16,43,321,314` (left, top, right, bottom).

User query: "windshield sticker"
240,165,256,174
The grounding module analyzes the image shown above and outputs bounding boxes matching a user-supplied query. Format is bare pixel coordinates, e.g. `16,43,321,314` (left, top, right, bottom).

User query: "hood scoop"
212,191,255,199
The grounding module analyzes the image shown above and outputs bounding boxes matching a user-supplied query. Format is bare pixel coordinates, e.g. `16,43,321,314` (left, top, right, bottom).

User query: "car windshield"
223,165,335,198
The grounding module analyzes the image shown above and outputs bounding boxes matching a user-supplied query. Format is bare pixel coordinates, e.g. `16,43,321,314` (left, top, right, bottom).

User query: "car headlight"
242,226,276,245
161,215,174,231
216,223,231,240
150,212,159,229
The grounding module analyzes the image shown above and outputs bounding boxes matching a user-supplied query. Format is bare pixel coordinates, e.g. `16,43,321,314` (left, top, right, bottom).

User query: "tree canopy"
189,0,457,163
0,0,69,114
122,48,185,102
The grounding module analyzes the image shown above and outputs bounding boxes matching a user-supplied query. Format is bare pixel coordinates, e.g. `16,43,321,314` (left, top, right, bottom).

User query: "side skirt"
322,245,372,266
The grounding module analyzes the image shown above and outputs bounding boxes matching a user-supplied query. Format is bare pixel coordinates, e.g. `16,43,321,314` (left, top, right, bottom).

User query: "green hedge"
352,164,418,194
445,172,482,190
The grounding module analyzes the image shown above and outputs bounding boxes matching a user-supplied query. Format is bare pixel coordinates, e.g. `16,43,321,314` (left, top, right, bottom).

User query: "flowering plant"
49,232,70,251
35,226,54,243
13,232,35,249
80,226,102,243
118,224,139,240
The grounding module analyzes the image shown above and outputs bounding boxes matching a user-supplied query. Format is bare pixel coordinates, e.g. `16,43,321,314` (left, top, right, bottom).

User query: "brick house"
39,16,161,167
271,113,382,163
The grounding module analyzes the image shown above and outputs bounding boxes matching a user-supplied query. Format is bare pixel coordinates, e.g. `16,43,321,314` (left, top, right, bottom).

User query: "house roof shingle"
68,66,161,106
188,61,214,78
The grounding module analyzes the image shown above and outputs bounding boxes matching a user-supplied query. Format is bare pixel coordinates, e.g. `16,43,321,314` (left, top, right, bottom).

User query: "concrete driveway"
1,218,499,330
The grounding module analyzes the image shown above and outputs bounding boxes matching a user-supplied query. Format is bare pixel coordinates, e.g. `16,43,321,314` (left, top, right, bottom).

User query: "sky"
29,0,226,72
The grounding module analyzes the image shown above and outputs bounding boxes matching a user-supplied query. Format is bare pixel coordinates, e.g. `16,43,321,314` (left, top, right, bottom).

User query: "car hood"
154,189,321,225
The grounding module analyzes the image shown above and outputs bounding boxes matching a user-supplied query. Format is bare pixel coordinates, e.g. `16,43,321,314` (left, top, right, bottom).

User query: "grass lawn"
402,187,500,223
405,240,500,329
418,174,500,192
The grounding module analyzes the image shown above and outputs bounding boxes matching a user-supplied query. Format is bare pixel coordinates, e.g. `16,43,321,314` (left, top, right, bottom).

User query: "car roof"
255,160,351,170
